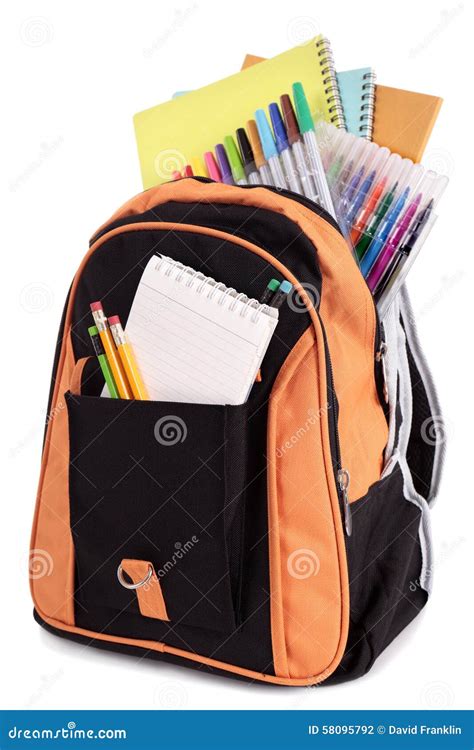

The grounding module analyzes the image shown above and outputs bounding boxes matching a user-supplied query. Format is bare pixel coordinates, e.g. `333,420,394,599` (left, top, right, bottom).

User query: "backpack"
30,178,443,685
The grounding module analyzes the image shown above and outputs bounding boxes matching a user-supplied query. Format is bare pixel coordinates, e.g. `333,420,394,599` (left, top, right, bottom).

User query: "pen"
366,193,422,292
360,187,410,277
269,102,302,194
190,157,207,178
355,181,398,261
108,315,149,400
90,302,132,399
215,144,234,185
204,151,222,182
280,94,317,200
269,280,292,309
340,165,364,207
182,165,194,178
255,109,287,190
88,325,119,399
292,82,336,218
223,135,248,186
236,128,260,185
350,176,387,245
345,169,376,226
260,278,281,305
247,120,274,187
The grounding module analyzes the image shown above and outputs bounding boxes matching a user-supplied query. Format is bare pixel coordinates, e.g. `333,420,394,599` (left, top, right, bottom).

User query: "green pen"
88,325,119,398
223,135,247,186
260,278,281,305
355,181,398,261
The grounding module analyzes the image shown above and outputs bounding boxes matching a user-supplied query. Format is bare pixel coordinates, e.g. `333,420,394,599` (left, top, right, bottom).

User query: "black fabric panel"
327,465,428,683
405,341,436,500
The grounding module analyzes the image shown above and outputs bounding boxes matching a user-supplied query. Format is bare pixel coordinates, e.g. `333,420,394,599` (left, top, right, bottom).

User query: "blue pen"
255,109,287,190
269,103,302,194
340,165,365,206
360,187,410,277
346,170,376,226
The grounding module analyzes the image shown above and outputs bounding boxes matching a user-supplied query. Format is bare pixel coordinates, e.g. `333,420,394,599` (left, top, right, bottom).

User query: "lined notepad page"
124,256,279,405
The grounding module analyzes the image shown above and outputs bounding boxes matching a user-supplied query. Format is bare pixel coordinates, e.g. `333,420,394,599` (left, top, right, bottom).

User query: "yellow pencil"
90,302,133,399
108,315,149,400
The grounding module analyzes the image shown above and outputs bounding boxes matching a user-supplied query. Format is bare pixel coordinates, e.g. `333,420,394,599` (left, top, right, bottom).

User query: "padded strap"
120,559,169,621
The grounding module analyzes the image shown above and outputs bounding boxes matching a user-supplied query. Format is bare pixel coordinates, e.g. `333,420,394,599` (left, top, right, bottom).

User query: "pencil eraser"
108,315,120,325
90,301,103,312
279,281,293,294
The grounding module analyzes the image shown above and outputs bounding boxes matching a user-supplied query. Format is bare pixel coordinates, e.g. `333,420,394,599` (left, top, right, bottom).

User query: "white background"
1,0,471,711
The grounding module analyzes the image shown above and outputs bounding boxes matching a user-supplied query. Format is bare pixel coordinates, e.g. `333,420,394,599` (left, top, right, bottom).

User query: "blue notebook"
337,68,376,140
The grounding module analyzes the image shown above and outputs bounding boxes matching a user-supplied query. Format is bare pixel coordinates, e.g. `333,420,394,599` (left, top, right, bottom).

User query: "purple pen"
215,144,234,185
341,166,365,205
367,193,422,292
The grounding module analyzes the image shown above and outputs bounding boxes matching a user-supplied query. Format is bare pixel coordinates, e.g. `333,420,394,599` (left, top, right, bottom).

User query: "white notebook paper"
123,255,279,405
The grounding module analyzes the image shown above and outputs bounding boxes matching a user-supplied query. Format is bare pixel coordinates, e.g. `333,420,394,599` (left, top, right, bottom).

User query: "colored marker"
360,187,410,277
350,176,387,245
255,109,287,190
236,128,260,185
292,82,336,217
269,102,302,194
280,94,317,200
88,325,119,399
171,170,182,181
340,165,364,207
182,165,194,178
346,169,376,226
89,302,132,399
375,199,434,309
190,157,207,178
247,120,274,186
108,315,149,400
215,144,234,185
269,280,293,309
204,152,222,182
355,181,398,261
260,278,281,305
366,194,422,292
223,135,248,186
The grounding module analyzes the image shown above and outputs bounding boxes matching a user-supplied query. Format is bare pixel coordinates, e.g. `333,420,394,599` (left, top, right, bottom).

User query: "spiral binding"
316,37,346,130
155,255,271,323
359,70,376,140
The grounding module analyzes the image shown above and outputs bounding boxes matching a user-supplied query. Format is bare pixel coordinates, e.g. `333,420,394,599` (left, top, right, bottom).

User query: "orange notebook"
372,85,442,162
242,56,442,163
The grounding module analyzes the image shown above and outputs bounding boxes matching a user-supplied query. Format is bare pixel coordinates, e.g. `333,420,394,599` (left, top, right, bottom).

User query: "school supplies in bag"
30,178,444,685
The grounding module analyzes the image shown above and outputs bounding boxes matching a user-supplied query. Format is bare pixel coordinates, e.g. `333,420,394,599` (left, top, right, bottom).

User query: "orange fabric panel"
94,180,388,500
268,328,349,679
121,559,170,621
69,357,89,396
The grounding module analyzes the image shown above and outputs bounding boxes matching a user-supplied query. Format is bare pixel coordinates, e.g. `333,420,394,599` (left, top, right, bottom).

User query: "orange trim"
121,559,169,621
69,357,89,396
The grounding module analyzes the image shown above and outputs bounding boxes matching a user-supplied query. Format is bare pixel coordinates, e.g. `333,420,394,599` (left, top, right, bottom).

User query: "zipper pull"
376,341,389,404
337,468,352,536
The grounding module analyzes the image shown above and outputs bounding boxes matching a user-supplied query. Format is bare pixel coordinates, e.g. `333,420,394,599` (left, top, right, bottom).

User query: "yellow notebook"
134,36,344,189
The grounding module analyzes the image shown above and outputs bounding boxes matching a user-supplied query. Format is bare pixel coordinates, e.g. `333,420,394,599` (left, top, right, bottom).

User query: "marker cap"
268,278,281,292
247,120,265,169
292,82,314,134
269,103,289,153
88,325,99,336
224,135,246,183
280,94,300,145
236,128,256,176
279,280,292,294
215,144,233,183
255,109,278,160
204,151,222,182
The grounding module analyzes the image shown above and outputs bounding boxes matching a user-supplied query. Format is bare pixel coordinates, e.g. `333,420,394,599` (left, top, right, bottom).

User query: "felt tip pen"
215,144,234,185
247,120,274,187
88,325,119,399
236,128,260,185
269,279,292,309
255,109,287,190
204,151,222,182
89,302,132,399
292,82,336,218
182,165,194,178
355,181,398,261
366,194,422,292
108,315,149,400
223,135,248,186
340,165,365,207
190,157,207,178
269,102,302,194
360,186,410,277
280,94,317,201
260,278,281,305
350,176,387,245
346,169,376,226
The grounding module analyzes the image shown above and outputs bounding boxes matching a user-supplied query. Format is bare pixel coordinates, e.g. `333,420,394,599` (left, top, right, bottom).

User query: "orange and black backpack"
30,179,443,685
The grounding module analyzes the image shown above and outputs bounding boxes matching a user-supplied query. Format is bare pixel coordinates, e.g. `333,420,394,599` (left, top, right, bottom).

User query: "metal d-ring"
117,563,153,590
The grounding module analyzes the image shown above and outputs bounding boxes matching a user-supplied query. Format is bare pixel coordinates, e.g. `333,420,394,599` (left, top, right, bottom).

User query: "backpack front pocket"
66,392,248,634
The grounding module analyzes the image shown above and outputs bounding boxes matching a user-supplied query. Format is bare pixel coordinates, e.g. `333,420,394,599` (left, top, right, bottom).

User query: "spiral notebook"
337,68,376,140
123,255,279,405
133,36,344,189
